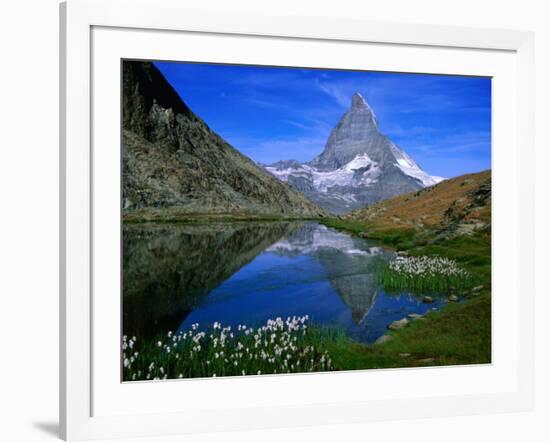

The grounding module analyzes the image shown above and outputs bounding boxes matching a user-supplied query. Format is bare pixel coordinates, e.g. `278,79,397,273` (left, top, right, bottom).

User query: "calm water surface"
123,221,448,344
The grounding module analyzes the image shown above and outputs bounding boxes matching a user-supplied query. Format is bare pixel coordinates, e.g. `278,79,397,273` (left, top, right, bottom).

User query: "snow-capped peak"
264,92,446,213
351,92,368,108
350,92,377,124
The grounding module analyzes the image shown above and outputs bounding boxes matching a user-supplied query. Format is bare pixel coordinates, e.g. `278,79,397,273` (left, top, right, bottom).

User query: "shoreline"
123,212,325,224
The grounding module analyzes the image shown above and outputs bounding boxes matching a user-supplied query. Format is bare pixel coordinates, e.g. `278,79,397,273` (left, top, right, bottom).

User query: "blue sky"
155,61,491,178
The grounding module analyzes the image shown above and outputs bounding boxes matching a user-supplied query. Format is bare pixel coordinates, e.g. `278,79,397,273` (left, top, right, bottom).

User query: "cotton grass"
379,255,473,292
122,316,335,381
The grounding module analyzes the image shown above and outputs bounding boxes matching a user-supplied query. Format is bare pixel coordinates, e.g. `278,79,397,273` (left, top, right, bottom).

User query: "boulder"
374,334,394,345
388,318,409,330
422,296,434,303
407,313,423,320
449,295,458,302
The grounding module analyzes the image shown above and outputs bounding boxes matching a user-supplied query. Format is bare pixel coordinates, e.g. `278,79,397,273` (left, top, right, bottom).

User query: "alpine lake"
123,221,454,344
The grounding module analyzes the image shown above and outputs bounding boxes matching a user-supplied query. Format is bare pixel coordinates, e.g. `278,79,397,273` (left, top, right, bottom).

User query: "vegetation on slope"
344,170,491,235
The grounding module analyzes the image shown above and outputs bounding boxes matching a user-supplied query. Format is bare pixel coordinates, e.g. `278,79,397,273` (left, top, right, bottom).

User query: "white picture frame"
60,0,534,440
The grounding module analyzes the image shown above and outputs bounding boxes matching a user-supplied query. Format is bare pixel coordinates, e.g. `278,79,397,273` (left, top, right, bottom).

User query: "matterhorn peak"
350,92,376,121
266,91,442,213
349,92,377,127
351,92,368,108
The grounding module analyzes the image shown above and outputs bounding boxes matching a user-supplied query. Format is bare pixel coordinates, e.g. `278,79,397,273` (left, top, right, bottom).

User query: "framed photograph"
60,0,534,440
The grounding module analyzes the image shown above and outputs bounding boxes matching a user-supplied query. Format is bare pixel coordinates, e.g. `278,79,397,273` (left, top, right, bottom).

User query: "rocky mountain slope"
265,93,443,214
122,61,325,220
345,170,491,237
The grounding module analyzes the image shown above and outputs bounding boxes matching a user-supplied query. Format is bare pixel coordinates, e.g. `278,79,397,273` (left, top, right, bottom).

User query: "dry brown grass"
346,170,491,233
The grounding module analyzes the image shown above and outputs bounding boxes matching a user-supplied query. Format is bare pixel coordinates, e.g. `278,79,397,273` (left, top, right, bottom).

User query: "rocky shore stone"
449,295,458,302
374,334,394,345
407,313,423,320
422,296,434,303
388,318,409,330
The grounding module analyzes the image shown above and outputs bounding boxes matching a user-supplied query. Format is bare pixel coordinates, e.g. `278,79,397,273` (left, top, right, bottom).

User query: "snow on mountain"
265,153,381,198
265,92,444,214
390,145,444,186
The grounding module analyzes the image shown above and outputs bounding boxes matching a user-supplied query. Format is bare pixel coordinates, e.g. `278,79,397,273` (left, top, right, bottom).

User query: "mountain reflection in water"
123,221,446,343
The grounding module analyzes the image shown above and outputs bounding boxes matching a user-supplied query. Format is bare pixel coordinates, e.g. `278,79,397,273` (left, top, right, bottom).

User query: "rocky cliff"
122,61,325,219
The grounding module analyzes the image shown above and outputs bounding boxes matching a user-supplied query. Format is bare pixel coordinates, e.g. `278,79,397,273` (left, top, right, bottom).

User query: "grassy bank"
123,211,325,224
321,218,491,287
318,217,491,368
325,293,491,369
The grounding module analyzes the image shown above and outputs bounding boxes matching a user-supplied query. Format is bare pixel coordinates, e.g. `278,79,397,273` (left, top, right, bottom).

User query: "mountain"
265,93,443,214
345,170,491,237
122,61,325,220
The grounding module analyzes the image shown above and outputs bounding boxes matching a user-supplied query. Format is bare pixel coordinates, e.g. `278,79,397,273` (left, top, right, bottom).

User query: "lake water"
123,221,448,344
